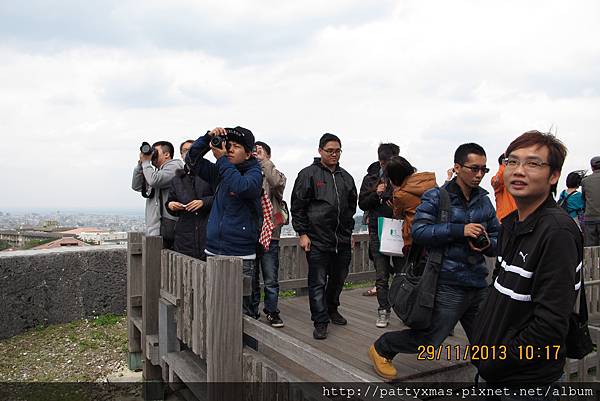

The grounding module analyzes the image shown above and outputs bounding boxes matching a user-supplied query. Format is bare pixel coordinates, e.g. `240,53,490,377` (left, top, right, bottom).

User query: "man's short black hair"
319,133,341,149
378,143,400,161
153,141,175,159
179,139,194,154
254,141,271,156
454,143,486,164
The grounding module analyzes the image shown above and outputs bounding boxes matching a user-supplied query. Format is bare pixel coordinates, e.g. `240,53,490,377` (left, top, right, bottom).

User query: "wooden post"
158,298,179,382
206,256,243,401
127,232,143,370
142,235,163,381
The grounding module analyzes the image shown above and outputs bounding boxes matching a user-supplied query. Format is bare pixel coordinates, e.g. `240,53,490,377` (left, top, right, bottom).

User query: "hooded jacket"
186,133,262,257
165,167,214,259
411,179,500,288
473,196,583,384
392,172,437,247
291,158,357,251
358,161,394,231
132,158,183,236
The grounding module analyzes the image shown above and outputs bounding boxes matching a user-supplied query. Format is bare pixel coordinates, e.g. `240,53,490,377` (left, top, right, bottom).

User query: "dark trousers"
375,284,488,359
306,246,351,324
584,221,600,247
369,231,402,311
252,240,280,314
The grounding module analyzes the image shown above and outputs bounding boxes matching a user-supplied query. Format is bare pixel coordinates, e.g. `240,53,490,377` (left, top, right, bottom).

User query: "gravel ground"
0,314,129,382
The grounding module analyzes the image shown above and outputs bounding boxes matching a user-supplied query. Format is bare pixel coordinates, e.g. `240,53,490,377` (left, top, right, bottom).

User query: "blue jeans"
375,284,488,359
252,240,280,314
306,246,352,324
242,259,258,318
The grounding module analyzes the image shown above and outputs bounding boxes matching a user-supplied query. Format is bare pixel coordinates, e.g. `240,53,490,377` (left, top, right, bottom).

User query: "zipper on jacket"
332,171,341,253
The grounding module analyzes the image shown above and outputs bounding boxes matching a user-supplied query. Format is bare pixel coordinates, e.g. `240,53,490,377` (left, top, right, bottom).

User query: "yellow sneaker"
368,344,397,380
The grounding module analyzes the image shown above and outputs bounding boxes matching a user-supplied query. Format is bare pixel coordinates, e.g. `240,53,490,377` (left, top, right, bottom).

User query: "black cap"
225,126,255,152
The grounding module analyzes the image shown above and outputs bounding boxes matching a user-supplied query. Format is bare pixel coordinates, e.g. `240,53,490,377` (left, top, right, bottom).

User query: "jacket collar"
237,157,259,173
312,157,341,173
444,178,487,202
503,194,557,235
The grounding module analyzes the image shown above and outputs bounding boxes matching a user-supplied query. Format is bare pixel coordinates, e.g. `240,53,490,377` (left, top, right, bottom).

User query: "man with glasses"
291,133,358,339
473,131,582,394
369,142,499,380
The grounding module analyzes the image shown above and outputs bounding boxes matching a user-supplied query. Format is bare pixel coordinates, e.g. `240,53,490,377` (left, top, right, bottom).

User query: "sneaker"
329,311,347,326
368,344,397,380
376,309,390,328
313,323,328,340
266,312,284,328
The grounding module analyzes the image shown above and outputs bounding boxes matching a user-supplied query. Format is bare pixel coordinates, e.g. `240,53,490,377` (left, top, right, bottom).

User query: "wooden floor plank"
253,287,476,380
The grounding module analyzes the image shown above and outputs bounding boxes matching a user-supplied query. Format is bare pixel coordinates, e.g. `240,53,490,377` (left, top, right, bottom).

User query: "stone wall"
0,246,127,339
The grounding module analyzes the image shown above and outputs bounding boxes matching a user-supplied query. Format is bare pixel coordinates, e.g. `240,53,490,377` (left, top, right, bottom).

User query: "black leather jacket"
291,158,357,251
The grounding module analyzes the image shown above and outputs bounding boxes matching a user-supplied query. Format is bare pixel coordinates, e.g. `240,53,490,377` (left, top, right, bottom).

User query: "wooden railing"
127,232,600,399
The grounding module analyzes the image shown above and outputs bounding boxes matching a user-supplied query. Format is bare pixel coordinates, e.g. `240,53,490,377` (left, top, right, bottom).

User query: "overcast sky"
1,0,599,212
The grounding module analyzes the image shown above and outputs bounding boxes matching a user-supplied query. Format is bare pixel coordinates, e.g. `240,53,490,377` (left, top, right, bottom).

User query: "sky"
1,0,599,211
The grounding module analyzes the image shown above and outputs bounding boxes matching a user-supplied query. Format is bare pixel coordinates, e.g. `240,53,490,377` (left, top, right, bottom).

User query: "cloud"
1,0,599,210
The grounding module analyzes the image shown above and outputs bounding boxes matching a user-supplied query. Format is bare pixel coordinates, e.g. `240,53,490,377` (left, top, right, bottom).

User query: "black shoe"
313,323,328,339
329,311,347,326
266,312,284,328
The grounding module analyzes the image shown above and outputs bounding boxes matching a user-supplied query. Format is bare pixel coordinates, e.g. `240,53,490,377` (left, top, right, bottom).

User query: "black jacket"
473,196,583,384
166,167,214,259
358,161,393,230
291,158,357,251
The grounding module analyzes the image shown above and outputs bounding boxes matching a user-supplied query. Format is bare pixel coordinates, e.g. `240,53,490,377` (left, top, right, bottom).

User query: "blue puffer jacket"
186,133,262,257
412,179,500,288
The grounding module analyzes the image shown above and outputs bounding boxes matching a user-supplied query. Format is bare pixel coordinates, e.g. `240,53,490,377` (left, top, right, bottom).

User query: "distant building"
32,237,90,249
76,231,127,245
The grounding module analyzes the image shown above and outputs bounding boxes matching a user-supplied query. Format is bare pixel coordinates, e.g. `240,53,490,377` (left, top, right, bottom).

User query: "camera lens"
140,142,153,155
211,136,224,148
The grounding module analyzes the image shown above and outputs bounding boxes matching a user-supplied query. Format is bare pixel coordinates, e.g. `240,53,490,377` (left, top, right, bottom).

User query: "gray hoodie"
132,158,184,235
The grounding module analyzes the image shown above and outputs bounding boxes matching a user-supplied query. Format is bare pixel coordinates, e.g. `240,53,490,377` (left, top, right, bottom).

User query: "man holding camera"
186,126,262,318
369,142,499,380
132,141,183,245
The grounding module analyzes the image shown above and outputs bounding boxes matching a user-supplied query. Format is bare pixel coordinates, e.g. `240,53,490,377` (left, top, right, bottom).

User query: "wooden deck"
256,287,476,382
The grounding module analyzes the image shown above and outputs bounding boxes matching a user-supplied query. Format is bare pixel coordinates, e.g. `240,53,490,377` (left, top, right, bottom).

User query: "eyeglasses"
459,164,489,174
503,157,551,170
321,148,342,155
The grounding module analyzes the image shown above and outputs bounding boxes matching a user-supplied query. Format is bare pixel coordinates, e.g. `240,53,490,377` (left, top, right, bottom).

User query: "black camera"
470,234,490,249
210,136,225,148
140,142,159,162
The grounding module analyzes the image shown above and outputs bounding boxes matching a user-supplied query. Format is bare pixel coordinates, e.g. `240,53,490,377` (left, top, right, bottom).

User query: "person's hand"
464,223,485,239
376,182,386,195
255,145,267,161
208,127,226,137
386,199,393,208
168,201,186,211
210,139,227,159
186,199,204,212
140,152,152,162
299,234,311,252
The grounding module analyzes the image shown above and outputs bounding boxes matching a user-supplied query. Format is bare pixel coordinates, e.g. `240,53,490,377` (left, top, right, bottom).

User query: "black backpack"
558,191,574,213
388,187,450,329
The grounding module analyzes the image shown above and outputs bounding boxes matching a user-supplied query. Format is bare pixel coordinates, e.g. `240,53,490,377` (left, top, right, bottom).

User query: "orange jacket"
392,172,437,247
491,164,517,221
